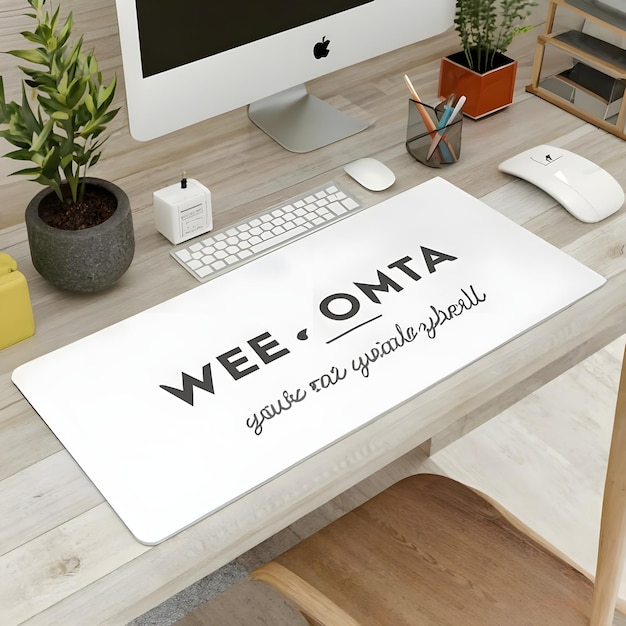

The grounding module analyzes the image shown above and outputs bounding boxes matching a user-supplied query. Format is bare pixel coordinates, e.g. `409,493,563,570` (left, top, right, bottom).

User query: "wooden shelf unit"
527,0,626,139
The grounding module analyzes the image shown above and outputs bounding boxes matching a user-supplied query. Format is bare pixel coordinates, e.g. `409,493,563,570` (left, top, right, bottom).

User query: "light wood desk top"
1,2,625,624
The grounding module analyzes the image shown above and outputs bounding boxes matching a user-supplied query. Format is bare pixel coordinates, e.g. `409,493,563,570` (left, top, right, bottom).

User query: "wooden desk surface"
1,2,625,624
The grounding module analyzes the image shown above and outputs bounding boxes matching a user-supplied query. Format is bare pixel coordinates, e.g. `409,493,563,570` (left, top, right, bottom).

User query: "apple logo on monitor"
313,36,330,59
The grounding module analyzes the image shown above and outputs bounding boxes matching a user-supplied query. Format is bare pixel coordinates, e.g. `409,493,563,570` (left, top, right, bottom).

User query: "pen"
447,95,466,124
438,105,455,129
426,95,466,161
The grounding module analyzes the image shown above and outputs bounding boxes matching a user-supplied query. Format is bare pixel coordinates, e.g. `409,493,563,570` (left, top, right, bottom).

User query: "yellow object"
0,252,35,350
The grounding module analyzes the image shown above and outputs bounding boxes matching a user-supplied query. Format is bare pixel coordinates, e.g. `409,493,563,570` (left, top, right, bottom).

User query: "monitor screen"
135,1,374,78
115,0,455,150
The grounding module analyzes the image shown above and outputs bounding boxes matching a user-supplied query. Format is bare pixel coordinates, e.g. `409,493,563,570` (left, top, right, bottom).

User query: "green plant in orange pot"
439,0,537,118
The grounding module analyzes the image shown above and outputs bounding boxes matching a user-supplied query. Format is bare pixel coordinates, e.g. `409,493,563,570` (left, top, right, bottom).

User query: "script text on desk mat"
11,177,605,544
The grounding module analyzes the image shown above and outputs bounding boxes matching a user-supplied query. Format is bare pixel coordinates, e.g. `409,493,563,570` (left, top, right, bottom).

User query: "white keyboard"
171,182,362,282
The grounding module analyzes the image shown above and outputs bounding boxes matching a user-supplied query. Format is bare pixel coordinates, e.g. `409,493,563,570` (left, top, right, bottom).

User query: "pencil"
404,74,454,163
403,75,438,135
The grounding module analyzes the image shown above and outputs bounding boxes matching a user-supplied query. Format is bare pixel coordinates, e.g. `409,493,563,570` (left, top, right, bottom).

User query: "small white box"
153,178,212,244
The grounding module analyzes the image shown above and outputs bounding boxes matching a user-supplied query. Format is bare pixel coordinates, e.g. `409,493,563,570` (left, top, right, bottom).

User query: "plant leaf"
8,47,48,65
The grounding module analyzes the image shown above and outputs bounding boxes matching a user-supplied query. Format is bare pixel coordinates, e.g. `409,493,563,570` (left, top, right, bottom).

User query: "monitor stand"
248,83,371,153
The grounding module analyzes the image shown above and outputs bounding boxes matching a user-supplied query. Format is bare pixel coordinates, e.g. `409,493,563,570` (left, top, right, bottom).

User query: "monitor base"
248,84,371,153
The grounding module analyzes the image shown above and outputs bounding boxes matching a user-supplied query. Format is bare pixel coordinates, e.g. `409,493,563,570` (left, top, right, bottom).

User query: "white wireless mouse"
498,144,624,223
344,157,396,192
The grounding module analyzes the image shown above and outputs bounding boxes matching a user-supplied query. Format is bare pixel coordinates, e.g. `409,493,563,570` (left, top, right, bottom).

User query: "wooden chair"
251,345,626,626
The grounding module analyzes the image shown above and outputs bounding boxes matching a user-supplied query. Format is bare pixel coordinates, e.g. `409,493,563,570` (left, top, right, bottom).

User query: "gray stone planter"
25,178,135,292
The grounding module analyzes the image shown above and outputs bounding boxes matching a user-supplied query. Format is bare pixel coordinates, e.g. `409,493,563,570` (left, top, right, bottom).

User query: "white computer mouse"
344,157,396,192
498,144,624,223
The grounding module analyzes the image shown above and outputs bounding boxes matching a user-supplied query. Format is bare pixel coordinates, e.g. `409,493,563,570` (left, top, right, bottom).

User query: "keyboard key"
250,225,308,253
175,249,191,262
196,265,214,278
328,202,347,215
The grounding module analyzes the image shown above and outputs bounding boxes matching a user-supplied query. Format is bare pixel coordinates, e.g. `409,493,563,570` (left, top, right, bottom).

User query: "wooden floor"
136,334,626,625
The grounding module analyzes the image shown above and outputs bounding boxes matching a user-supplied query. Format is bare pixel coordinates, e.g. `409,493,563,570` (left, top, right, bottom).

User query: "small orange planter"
438,51,517,119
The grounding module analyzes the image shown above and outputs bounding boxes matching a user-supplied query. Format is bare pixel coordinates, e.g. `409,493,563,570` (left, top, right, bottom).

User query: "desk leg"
590,346,626,626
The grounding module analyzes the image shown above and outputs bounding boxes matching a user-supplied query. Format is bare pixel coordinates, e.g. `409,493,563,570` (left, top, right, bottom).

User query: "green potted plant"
439,0,537,118
0,0,134,292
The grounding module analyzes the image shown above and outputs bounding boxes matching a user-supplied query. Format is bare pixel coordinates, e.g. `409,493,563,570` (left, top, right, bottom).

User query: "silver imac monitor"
114,1,455,152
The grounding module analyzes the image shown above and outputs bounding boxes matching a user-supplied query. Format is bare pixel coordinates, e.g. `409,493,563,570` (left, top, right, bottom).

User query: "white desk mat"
12,177,606,544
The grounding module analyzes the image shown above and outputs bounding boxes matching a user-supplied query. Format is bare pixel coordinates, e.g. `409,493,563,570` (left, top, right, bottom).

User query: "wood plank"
0,504,148,625
0,451,102,556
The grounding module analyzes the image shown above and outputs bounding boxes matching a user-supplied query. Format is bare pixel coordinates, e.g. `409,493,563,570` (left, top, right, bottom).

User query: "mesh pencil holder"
405,100,462,168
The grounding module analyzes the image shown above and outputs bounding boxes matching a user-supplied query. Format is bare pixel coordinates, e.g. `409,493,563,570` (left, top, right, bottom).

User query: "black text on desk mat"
12,177,605,544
